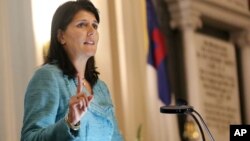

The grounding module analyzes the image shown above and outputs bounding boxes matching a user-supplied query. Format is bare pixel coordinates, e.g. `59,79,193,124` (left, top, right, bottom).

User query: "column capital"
232,29,250,48
165,0,202,30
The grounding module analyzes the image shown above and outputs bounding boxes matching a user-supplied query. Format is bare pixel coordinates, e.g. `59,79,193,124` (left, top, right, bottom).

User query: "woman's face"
59,10,99,60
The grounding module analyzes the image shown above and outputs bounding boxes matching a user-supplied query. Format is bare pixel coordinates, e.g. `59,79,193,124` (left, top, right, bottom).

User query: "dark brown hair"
44,0,100,87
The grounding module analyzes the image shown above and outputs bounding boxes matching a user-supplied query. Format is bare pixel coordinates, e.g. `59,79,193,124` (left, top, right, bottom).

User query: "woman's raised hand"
67,75,93,125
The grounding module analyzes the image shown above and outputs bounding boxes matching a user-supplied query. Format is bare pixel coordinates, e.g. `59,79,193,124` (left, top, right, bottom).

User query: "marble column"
167,0,203,110
232,30,250,123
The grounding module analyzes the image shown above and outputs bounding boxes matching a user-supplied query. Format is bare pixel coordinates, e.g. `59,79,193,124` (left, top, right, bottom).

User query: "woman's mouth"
84,40,95,45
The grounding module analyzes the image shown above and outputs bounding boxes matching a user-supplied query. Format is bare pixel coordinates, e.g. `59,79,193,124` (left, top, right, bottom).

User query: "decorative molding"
166,0,202,30
165,0,250,31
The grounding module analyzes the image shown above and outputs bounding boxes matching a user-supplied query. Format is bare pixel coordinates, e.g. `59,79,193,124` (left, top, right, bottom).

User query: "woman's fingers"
77,75,82,94
77,95,94,108
67,75,94,124
76,94,88,110
68,93,94,124
75,75,94,109
87,95,94,106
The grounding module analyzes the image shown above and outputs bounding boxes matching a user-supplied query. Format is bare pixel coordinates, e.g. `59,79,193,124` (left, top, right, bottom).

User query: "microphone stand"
189,111,205,141
160,105,215,141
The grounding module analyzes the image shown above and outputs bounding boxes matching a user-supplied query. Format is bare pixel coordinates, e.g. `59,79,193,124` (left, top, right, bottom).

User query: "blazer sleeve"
21,67,78,141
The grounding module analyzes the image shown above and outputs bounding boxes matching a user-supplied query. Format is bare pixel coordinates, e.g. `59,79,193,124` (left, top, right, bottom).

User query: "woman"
21,1,123,141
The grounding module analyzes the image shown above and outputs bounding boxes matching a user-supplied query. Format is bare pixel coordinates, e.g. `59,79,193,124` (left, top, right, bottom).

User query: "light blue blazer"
21,64,123,141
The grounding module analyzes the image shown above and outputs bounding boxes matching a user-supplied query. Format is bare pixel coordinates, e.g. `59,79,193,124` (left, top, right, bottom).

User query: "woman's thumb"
88,95,94,102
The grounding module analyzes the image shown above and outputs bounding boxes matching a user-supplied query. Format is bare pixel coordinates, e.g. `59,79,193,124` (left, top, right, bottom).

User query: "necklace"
82,78,93,95
82,78,86,86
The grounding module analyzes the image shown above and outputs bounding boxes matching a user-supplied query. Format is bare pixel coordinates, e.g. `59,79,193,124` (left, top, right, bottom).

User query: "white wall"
0,0,36,140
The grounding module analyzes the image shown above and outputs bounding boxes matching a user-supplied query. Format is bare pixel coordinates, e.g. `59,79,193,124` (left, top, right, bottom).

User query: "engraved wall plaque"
207,0,249,12
194,33,241,141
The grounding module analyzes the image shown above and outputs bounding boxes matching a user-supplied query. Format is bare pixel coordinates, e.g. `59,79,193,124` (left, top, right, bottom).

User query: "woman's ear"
57,29,66,45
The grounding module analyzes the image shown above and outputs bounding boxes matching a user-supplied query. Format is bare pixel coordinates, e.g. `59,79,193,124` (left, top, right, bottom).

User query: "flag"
144,1,180,141
146,0,171,105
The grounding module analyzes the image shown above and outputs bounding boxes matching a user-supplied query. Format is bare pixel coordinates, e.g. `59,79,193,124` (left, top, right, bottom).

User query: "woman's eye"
92,23,98,29
77,23,87,28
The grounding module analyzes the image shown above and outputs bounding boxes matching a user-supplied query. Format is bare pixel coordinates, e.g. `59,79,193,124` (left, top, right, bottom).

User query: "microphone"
160,105,215,141
160,105,193,114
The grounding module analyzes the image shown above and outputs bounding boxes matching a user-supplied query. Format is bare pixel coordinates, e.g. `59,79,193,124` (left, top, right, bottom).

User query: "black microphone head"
160,105,193,114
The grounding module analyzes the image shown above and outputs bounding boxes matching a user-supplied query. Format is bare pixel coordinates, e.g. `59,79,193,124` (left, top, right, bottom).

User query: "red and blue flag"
146,0,171,105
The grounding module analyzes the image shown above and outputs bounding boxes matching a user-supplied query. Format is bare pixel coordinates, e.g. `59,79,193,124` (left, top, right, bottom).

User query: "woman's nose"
87,26,95,36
